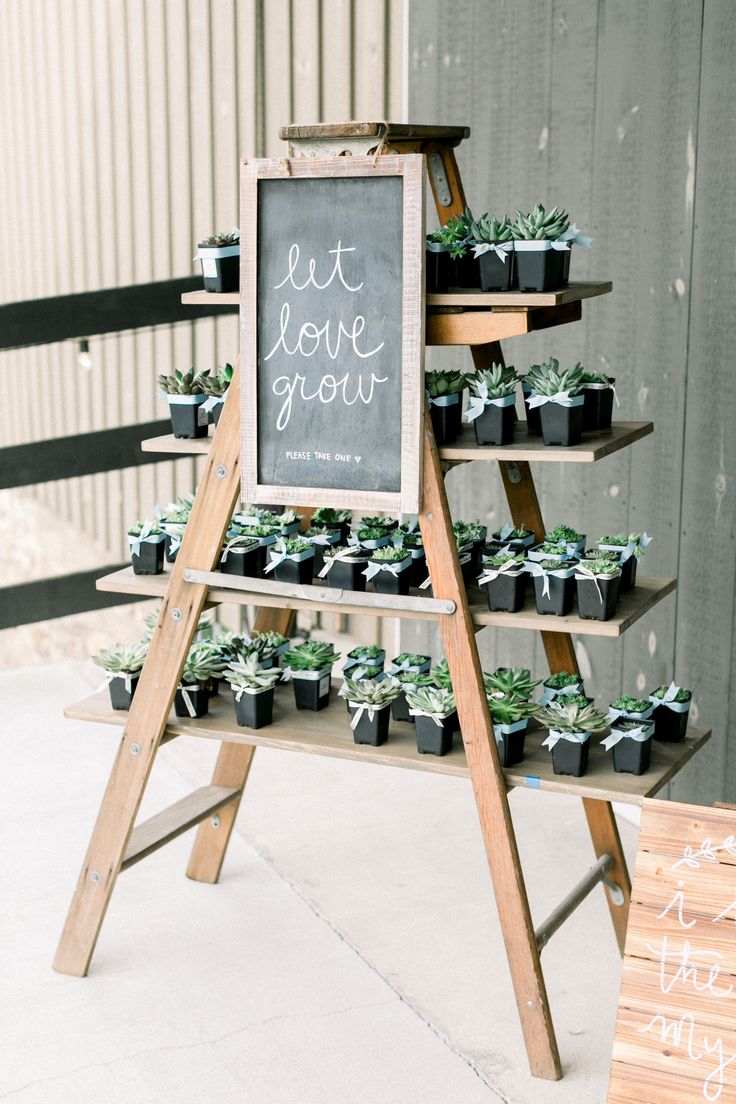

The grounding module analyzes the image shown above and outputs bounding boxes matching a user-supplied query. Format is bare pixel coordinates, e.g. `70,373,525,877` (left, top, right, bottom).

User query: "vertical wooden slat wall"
404,0,734,806
0,0,404,559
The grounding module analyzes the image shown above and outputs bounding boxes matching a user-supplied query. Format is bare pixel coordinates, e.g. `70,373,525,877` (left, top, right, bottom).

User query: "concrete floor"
0,660,638,1103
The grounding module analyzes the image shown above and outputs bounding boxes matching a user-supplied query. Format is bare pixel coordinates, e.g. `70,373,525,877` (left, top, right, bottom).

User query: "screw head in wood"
171,607,183,621
216,464,227,478
211,815,221,828
130,743,141,757
89,870,101,885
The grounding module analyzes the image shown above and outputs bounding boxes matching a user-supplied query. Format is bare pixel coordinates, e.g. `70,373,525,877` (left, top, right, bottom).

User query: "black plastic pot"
292,671,332,711
612,732,652,775
408,552,427,589
551,738,589,777
255,540,278,575
473,401,515,446
415,714,455,756
271,553,315,586
174,686,209,718
369,561,411,596
468,535,487,578
429,397,461,445
323,558,367,591
576,573,621,621
426,248,479,293
494,724,527,767
582,382,615,432
483,570,527,613
514,246,562,293
220,544,261,578
598,547,637,591
348,703,391,746
131,538,165,576
651,700,691,743
108,674,139,711
522,382,542,436
478,246,515,291
164,534,180,564
539,400,584,446
168,399,209,439
391,691,414,724
211,399,224,426
233,686,274,729
199,244,239,293
532,570,576,616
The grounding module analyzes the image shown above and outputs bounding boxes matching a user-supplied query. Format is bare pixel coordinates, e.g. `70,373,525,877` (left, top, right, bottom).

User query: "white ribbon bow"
263,540,289,574
363,560,405,582
201,395,221,415
525,561,553,599
348,702,384,729
128,522,159,558
409,708,449,728
527,390,579,410
318,546,364,578
543,729,589,750
539,682,581,705
97,671,136,694
559,223,593,248
601,724,650,751
477,559,523,586
178,684,200,718
220,534,254,563
574,564,605,602
472,241,513,261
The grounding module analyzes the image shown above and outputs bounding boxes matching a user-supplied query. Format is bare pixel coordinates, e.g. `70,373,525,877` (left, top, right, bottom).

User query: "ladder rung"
535,853,618,951
121,785,241,871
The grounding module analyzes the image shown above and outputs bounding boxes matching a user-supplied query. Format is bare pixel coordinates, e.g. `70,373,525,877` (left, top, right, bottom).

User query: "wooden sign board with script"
608,799,736,1104
240,154,425,513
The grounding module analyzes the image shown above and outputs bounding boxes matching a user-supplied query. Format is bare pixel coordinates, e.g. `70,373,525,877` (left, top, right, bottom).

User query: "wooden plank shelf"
95,565,676,638
141,421,653,463
64,688,710,808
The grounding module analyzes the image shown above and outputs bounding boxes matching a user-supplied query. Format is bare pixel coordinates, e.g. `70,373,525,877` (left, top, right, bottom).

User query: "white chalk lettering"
263,302,384,363
272,371,390,431
273,241,363,293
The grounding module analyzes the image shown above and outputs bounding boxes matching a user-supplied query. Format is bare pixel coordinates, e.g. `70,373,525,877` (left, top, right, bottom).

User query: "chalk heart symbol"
355,456,362,464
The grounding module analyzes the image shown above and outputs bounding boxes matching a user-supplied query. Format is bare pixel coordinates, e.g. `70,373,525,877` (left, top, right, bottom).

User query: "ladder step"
121,785,241,871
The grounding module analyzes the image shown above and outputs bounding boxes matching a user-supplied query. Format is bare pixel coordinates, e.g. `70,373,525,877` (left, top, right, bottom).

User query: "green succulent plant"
200,230,239,246
467,363,518,400
581,369,610,385
535,699,608,734
430,658,452,690
359,516,397,531
525,357,584,398
471,213,514,243
546,524,584,544
224,653,281,692
482,552,525,569
92,640,148,675
371,546,409,563
545,672,582,689
272,536,312,556
493,525,532,541
241,523,280,538
404,684,456,716
339,676,402,706
393,653,431,669
127,519,162,537
425,370,466,398
199,362,234,397
487,695,535,725
356,526,389,542
395,670,435,688
611,696,650,713
538,559,573,571
512,204,570,241
484,667,541,701
426,208,475,257
578,555,620,576
158,367,211,396
282,641,340,672
651,684,691,703
348,644,384,661
312,507,352,526
182,640,227,685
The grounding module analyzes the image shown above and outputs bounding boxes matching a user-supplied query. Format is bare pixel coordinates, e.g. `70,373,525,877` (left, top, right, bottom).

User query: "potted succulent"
199,362,234,425
581,369,616,431
158,367,211,439
364,545,412,595
544,524,586,556
524,359,585,446
264,536,315,585
161,508,188,563
405,685,458,756
486,695,534,767
540,671,585,704
649,682,692,743
343,644,386,679
282,641,340,711
430,658,460,731
527,540,578,564
251,630,290,667
575,555,622,621
527,558,578,617
219,527,261,577
478,551,527,612
484,666,541,701
360,515,398,533
175,642,226,719
425,370,467,445
601,718,655,775
608,695,655,727
128,520,165,575
339,675,402,746
304,525,341,575
390,670,436,723
395,529,426,588
196,229,240,293
471,213,516,291
452,519,487,578
425,208,477,293
512,204,570,292
466,364,518,446
354,525,392,552
238,522,280,574
490,525,535,553
536,699,609,777
92,640,148,710
520,373,543,437
389,652,432,677
311,506,352,544
318,544,369,591
597,532,652,591
225,653,281,729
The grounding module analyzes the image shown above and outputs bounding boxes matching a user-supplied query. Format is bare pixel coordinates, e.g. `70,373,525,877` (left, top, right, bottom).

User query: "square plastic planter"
292,669,332,712
651,697,691,743
472,398,516,446
575,573,621,621
582,380,615,432
612,726,654,775
598,544,637,591
429,395,462,445
348,703,391,746
538,397,585,446
108,674,139,711
540,677,585,705
532,567,577,616
167,396,209,439
270,550,315,586
174,686,209,719
408,550,427,589
233,686,275,729
198,241,239,293
130,536,165,576
391,691,414,724
219,545,261,578
551,736,589,777
494,720,527,767
522,382,542,436
426,248,479,293
415,714,455,756
482,569,527,612
478,245,515,291
514,241,563,293
322,557,367,591
164,532,183,564
368,558,412,596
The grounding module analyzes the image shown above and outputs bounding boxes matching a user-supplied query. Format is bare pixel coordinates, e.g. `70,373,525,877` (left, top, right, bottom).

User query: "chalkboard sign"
608,799,736,1104
240,155,425,513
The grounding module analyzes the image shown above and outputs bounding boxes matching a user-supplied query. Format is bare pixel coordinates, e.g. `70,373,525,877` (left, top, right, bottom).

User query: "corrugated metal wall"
403,0,736,805
0,0,403,556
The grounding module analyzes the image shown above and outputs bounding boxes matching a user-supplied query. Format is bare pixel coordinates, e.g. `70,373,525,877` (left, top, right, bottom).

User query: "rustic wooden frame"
240,154,425,514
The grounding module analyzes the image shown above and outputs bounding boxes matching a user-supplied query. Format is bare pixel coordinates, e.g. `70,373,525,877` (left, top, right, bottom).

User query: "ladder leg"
580,799,631,955
186,607,295,883
53,365,245,976
419,405,562,1081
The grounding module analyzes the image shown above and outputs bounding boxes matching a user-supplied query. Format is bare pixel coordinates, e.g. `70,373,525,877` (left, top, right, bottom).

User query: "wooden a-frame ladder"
53,125,630,1082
